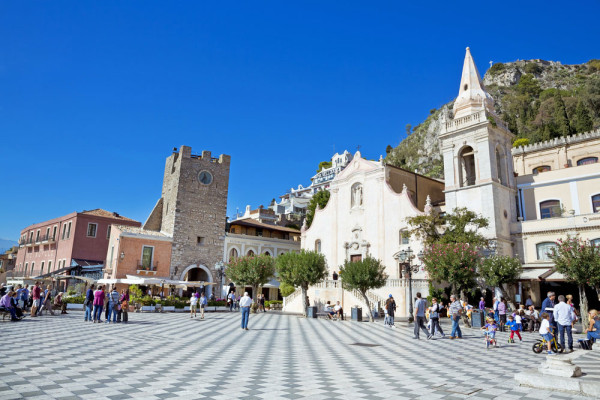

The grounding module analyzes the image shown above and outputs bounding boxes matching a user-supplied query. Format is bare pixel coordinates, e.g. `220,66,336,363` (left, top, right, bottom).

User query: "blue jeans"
451,315,462,338
93,305,103,321
84,304,93,321
587,331,599,342
241,307,250,329
558,323,573,350
107,303,117,323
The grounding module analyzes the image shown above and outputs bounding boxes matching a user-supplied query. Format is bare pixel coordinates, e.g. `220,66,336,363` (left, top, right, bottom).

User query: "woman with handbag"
119,289,130,323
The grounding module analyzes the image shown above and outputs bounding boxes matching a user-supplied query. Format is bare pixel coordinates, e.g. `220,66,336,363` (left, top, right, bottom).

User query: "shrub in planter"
207,300,227,307
64,295,85,304
136,296,156,306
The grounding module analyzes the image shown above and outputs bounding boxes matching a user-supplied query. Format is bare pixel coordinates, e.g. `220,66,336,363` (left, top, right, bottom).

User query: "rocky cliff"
385,59,600,178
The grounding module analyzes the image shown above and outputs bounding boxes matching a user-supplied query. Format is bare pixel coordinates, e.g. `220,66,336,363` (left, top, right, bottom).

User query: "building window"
107,225,112,239
539,200,561,219
36,230,40,242
40,261,45,275
592,194,600,213
256,228,263,237
247,250,255,256
536,242,557,261
52,226,57,240
399,230,410,245
31,262,35,275
87,223,98,238
459,146,476,187
45,227,50,240
24,263,28,276
141,246,154,269
67,222,72,239
315,239,321,253
264,251,271,256
62,224,67,240
532,165,551,175
591,238,600,246
577,157,598,166
496,147,507,185
197,236,205,245
229,248,238,261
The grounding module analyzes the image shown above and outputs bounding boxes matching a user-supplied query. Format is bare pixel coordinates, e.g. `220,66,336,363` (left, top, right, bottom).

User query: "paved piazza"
1,311,599,399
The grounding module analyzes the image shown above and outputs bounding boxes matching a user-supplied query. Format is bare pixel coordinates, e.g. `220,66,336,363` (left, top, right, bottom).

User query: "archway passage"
182,265,213,298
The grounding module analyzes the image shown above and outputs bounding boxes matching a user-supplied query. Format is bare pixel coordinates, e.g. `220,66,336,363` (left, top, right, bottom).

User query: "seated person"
333,301,343,320
586,309,600,342
323,301,334,319
0,291,19,321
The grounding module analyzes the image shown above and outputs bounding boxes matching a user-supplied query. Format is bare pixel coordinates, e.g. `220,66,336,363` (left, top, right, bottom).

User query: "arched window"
24,263,28,276
229,248,238,261
399,230,409,245
315,239,321,253
495,147,507,185
264,251,271,256
577,157,598,166
592,194,600,213
536,242,557,261
539,200,561,219
532,165,551,175
247,250,255,256
459,146,476,187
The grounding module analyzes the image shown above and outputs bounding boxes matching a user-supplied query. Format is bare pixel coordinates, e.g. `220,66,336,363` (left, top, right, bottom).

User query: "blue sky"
1,1,599,240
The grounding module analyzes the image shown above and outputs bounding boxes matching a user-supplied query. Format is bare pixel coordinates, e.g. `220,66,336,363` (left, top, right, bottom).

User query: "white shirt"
554,301,573,326
323,305,332,312
239,295,252,307
539,319,551,334
190,296,198,306
333,304,342,311
514,315,522,323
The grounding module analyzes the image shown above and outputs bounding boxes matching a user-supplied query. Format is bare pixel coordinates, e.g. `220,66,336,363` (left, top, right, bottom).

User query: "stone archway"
180,264,214,298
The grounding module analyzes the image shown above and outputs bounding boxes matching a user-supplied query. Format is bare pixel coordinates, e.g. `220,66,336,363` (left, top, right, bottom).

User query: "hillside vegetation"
385,59,600,178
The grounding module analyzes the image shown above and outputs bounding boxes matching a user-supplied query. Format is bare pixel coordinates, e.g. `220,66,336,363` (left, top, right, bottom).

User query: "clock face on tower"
197,170,213,185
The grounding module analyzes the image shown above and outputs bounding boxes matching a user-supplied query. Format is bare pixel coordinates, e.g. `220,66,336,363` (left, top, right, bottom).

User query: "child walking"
506,315,522,343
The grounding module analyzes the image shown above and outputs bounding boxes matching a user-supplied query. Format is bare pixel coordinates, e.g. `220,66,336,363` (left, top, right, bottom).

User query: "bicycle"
532,334,564,354
482,329,498,349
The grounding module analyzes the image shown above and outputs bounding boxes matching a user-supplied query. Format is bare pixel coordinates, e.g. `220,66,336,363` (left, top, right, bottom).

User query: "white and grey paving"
0,311,598,399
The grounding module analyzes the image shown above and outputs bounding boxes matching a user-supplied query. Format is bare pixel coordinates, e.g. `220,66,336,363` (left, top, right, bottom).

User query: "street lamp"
394,246,423,323
215,261,226,300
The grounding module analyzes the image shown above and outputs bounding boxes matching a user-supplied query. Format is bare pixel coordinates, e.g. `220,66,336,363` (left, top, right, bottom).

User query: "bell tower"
439,48,516,255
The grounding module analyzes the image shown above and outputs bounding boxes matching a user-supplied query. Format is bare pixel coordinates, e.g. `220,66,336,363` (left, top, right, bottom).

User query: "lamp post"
215,261,226,300
394,247,423,323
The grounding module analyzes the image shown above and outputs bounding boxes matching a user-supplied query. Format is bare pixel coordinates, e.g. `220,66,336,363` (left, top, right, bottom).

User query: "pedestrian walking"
554,295,574,352
199,292,207,319
30,282,41,317
478,297,485,312
258,294,266,312
493,297,499,322
104,287,110,321
228,291,235,312
93,285,105,323
239,292,252,330
41,285,55,316
449,295,463,339
84,284,94,322
413,292,432,339
385,295,396,328
190,292,198,318
428,298,445,337
498,298,507,332
120,289,130,323
506,315,522,343
19,284,29,312
106,287,119,323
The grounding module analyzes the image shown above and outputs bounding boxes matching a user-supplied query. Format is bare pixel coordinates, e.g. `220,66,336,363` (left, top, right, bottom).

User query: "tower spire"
452,47,495,119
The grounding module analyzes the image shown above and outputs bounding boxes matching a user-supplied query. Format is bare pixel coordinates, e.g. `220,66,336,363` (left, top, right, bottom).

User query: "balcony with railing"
137,260,158,275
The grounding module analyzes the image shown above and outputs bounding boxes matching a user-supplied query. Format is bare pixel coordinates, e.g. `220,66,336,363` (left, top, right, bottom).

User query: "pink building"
14,209,140,280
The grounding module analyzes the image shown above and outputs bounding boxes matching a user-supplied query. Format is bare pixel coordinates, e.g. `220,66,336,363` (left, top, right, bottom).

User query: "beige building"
224,208,301,299
511,131,600,305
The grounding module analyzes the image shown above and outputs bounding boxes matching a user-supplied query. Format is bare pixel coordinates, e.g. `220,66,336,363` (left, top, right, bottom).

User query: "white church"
283,48,522,316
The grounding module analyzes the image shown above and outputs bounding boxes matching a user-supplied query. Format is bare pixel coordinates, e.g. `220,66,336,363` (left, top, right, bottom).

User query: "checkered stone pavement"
1,311,598,399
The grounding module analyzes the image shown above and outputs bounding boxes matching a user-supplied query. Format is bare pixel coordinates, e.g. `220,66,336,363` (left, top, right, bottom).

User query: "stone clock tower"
439,48,516,256
144,145,231,286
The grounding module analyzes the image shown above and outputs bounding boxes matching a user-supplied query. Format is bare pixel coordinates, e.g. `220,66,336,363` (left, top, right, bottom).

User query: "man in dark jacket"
541,291,556,329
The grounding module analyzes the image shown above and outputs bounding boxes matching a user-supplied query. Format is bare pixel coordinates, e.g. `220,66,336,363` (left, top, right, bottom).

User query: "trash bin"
351,306,362,321
307,306,318,318
471,309,484,328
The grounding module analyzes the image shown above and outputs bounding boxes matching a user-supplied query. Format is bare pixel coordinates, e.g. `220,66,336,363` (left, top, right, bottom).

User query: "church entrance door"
350,254,362,262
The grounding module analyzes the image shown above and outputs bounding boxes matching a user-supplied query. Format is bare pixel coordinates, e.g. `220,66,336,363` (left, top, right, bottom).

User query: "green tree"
406,207,489,247
306,190,330,228
279,281,296,298
479,255,523,310
553,92,572,137
550,236,600,328
339,256,388,322
512,138,530,148
226,254,275,306
573,101,593,133
385,144,393,154
276,250,328,317
421,243,480,301
317,161,332,172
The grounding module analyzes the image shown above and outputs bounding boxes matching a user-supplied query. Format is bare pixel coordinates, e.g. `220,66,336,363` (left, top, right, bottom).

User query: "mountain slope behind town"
385,59,600,178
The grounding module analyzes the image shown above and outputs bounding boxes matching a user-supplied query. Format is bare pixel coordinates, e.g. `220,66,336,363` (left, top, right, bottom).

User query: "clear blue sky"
1,1,599,240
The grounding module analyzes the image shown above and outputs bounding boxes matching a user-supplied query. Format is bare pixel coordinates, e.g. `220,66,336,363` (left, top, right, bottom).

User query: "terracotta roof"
80,209,138,222
230,218,301,233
